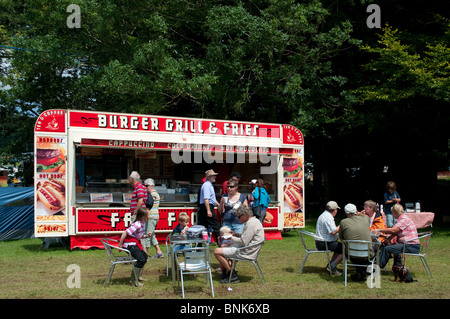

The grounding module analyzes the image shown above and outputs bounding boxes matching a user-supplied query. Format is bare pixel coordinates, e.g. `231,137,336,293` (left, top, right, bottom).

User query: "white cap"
344,203,357,215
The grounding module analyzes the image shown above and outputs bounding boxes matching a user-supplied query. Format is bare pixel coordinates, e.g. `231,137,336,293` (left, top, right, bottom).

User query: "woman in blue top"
251,178,271,225
218,178,248,235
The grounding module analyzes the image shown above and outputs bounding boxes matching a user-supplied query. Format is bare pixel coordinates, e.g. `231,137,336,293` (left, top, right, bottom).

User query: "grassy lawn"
1,222,449,300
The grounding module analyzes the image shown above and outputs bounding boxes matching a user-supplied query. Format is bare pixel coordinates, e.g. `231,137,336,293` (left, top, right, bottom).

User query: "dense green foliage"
1,1,449,207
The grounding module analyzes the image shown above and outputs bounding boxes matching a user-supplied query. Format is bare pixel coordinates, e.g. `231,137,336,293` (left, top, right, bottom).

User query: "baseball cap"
326,201,340,210
344,203,357,215
205,169,218,177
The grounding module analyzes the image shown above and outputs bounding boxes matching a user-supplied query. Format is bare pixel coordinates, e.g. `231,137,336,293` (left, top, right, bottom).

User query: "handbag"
186,225,207,239
145,192,154,209
252,205,264,219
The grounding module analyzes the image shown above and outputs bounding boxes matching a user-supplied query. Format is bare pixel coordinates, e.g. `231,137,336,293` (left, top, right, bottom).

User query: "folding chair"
297,230,332,275
165,234,171,277
342,239,379,288
175,246,214,299
101,238,137,287
402,231,433,277
227,239,266,286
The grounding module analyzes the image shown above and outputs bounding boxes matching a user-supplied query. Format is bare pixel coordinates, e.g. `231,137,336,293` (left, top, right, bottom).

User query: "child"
172,213,190,253
172,212,190,236
118,207,150,287
383,181,401,228
219,226,233,247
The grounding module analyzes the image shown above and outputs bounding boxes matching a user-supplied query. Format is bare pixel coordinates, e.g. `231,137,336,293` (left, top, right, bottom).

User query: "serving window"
74,145,279,206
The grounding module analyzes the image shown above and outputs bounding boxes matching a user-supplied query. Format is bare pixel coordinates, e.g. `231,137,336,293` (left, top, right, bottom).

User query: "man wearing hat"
198,169,221,242
315,201,343,275
339,203,374,281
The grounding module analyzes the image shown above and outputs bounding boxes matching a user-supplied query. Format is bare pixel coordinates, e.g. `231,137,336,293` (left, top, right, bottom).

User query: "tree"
1,0,359,186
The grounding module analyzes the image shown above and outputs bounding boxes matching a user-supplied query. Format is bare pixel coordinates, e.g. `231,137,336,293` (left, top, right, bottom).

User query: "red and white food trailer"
34,109,305,249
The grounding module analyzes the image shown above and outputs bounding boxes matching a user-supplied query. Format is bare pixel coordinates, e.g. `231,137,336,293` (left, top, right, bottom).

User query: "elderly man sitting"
339,203,374,281
214,205,264,283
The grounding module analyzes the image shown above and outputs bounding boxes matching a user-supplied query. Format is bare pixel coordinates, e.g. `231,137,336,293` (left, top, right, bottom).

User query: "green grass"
1,222,450,299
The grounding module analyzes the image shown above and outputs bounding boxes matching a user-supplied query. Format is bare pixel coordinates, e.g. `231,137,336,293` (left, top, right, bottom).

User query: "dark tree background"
1,0,448,219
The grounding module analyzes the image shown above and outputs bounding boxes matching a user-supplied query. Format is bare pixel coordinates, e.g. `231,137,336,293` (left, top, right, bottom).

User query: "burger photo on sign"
36,142,66,173
282,153,303,178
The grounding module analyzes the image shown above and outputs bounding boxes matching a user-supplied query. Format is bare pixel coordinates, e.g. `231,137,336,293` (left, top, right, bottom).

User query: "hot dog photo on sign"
35,136,67,218
35,178,66,216
282,150,304,213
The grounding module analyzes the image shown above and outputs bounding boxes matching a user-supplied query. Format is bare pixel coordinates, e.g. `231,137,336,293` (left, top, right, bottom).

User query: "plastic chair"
175,246,214,299
101,238,137,287
297,229,333,275
342,239,379,287
402,231,433,277
226,239,266,286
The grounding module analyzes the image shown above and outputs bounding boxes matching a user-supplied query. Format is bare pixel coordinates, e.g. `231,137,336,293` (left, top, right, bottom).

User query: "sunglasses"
227,185,237,188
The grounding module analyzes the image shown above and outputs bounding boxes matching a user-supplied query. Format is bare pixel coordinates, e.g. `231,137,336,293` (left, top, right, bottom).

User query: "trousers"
128,245,148,268
198,203,221,241
379,243,420,269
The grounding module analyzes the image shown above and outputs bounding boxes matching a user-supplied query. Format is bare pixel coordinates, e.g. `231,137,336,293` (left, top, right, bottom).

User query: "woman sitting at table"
361,200,387,244
374,204,420,269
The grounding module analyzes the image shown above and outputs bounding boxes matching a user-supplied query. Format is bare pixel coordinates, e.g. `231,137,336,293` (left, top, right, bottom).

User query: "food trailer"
34,109,305,249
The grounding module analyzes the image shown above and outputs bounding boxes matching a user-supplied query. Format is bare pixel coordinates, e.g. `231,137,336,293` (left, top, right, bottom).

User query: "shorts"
223,246,239,258
315,240,343,254
222,221,244,235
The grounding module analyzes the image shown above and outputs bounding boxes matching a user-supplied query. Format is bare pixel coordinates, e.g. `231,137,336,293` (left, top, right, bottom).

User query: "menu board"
282,148,304,228
35,136,68,237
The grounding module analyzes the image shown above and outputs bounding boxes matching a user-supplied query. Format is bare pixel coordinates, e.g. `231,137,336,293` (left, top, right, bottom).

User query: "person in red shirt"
129,171,147,219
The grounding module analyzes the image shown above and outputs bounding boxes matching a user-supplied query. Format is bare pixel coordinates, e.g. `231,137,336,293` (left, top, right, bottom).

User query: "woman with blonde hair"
374,204,420,269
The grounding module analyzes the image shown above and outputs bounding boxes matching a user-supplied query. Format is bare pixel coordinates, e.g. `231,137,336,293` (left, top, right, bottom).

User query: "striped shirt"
148,190,160,219
124,220,146,248
395,214,420,244
130,182,147,215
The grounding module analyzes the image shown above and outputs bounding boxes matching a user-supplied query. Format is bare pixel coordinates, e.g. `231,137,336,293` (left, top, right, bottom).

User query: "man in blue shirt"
198,169,221,243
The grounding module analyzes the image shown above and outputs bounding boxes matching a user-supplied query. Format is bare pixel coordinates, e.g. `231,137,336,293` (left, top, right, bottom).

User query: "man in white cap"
339,203,374,281
315,201,343,275
198,169,221,242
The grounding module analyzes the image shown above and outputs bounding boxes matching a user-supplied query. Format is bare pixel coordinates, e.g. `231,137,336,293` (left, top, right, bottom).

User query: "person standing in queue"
129,171,147,221
198,169,221,244
143,178,164,259
218,178,248,235
251,178,271,225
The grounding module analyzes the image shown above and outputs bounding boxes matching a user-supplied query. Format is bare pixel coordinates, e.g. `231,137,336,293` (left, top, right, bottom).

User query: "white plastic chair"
226,239,266,286
342,239,379,287
175,246,214,299
297,230,332,275
402,231,433,277
101,238,137,287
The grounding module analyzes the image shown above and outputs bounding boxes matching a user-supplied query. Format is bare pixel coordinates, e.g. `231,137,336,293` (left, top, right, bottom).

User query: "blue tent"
0,187,34,240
